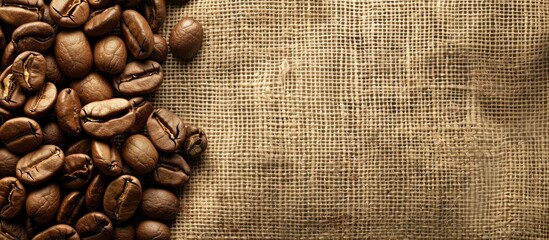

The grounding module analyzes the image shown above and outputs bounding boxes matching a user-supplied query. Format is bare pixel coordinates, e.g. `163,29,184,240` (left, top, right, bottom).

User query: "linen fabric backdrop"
157,1,549,239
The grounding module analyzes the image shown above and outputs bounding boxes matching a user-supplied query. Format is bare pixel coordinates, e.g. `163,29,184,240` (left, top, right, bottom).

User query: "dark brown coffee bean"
49,0,89,28
183,125,208,159
75,212,113,240
70,72,113,105
114,60,163,96
88,0,112,9
112,222,134,240
152,153,191,187
42,122,67,147
0,148,18,178
121,134,158,175
12,51,46,92
121,10,154,59
146,108,185,152
1,42,18,69
0,66,27,110
149,34,168,63
84,5,121,37
103,175,142,222
0,219,29,240
11,22,55,54
139,188,179,223
143,0,165,33
136,220,170,240
80,98,136,138
24,82,57,119
0,177,25,219
66,139,91,156
32,224,79,240
54,31,93,78
0,26,5,53
93,35,127,75
60,154,94,190
0,106,13,126
128,97,154,133
169,17,203,60
91,139,123,176
16,145,64,185
41,5,58,30
85,174,105,211
55,88,83,136
25,182,61,224
44,55,65,87
0,117,43,154
57,191,85,225
0,0,44,26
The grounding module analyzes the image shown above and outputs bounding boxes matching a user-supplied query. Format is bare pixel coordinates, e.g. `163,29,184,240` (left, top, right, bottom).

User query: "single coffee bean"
54,31,93,78
0,177,26,219
93,35,127,75
128,97,154,133
169,17,204,60
146,108,185,152
11,22,55,54
136,220,170,240
44,55,65,87
0,26,5,53
1,42,19,69
149,34,169,63
41,4,58,30
0,66,27,110
0,106,13,126
0,0,44,26
114,60,163,96
88,0,112,9
32,224,79,240
16,145,64,185
25,182,61,224
85,174,105,210
80,98,136,138
12,51,46,92
60,154,94,190
121,10,154,59
70,72,113,105
121,134,158,175
0,219,29,240
0,148,18,178
42,121,67,147
143,0,166,33
57,191,85,225
183,125,208,159
139,188,179,222
55,88,83,136
25,217,41,239
24,82,57,119
112,222,134,240
103,175,142,222
84,5,122,37
49,0,89,28
91,139,123,176
0,117,43,154
152,153,191,187
75,212,113,240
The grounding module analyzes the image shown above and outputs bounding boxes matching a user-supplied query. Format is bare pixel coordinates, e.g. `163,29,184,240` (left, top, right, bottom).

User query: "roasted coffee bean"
112,223,134,240
49,0,90,28
44,55,65,87
152,153,191,187
0,117,43,154
32,224,79,240
91,139,123,176
0,148,18,178
0,219,28,240
70,72,113,105
54,31,93,78
121,134,158,175
84,5,122,37
0,177,26,219
0,0,44,26
75,212,113,240
103,175,142,222
128,97,154,133
114,60,163,96
85,174,105,210
11,22,55,54
25,182,60,224
55,88,83,136
16,145,64,185
0,26,5,53
42,5,58,30
80,98,136,138
136,220,170,240
57,191,85,225
24,82,57,119
88,0,112,9
0,106,13,126
183,125,208,159
93,35,127,75
12,51,46,92
143,0,166,33
0,66,27,110
146,108,185,152
1,42,18,69
170,17,204,60
149,34,169,63
139,188,179,222
60,154,94,190
42,121,67,147
121,10,154,59
66,139,91,156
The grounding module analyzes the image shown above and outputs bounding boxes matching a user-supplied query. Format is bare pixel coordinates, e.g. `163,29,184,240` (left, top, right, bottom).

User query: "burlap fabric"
155,1,549,239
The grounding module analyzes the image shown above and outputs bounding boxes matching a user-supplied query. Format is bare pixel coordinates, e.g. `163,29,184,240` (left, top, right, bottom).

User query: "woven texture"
155,1,549,239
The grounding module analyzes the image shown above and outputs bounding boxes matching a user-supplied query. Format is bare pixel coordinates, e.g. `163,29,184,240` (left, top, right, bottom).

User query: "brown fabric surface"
155,1,549,239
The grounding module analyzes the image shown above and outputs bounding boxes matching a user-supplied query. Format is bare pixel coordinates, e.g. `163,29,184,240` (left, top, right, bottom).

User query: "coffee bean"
0,148,19,178
0,65,27,110
42,121,67,147
136,220,171,240
128,97,154,133
25,182,61,224
57,191,86,225
55,88,83,136
121,134,158,175
85,174,106,211
152,153,191,187
143,0,166,33
149,34,169,63
60,154,94,190
75,212,113,240
65,139,92,156
16,145,64,185
0,106,13,126
140,188,179,223
146,108,185,152
0,177,26,219
183,125,208,159
93,35,127,75
41,4,58,30
49,0,90,28
112,222,134,240
169,17,203,60
44,55,65,87
80,98,136,138
103,175,142,222
54,31,93,78
32,224,79,240
88,0,112,9
114,60,163,96
1,42,19,69
11,51,46,92
91,139,123,176
0,0,45,27
84,5,122,37
0,26,5,53
70,72,114,105
11,22,55,54
0,117,43,154
0,219,29,240
121,10,154,59
24,82,57,119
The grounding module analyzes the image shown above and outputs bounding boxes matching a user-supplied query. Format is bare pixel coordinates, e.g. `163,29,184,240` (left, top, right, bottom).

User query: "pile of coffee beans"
0,0,207,239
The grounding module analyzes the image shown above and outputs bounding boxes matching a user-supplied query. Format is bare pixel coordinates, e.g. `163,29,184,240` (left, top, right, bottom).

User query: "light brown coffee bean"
169,17,204,60
16,145,64,185
54,31,93,78
55,88,83,136
80,98,136,138
70,72,113,105
121,10,154,59
24,82,57,119
0,117,43,154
